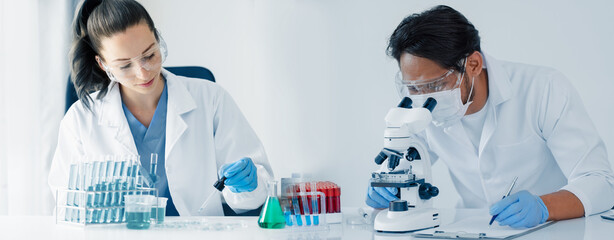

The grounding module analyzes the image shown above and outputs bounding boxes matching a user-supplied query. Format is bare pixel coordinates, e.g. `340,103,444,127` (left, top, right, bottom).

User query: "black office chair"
64,66,263,217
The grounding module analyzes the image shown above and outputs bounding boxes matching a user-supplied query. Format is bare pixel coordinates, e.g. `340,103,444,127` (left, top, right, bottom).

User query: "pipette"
198,176,227,213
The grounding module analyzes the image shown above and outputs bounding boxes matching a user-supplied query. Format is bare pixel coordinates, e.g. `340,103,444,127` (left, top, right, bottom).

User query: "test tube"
299,183,311,226
125,156,133,196
99,157,109,223
104,157,116,223
282,186,293,227
65,163,78,222
133,156,141,194
310,182,320,226
88,161,100,223
96,159,109,223
291,185,303,226
127,155,139,194
150,153,158,185
334,185,341,213
283,203,293,227
74,161,87,223
291,193,303,226
110,157,122,222
103,156,115,206
119,155,131,222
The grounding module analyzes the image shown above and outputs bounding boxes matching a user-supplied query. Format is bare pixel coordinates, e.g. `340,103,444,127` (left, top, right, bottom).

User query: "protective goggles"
98,31,168,81
395,69,462,96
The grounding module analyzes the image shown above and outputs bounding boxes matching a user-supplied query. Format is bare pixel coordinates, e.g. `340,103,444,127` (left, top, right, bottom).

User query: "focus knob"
419,183,439,200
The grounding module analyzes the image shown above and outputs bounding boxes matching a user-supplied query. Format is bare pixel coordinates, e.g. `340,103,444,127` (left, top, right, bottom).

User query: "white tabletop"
1,209,612,240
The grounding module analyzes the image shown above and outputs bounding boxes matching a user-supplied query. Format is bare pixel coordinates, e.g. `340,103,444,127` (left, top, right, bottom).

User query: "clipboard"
412,217,555,239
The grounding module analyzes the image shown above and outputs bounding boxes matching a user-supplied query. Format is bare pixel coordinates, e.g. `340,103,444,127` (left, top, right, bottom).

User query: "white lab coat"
424,53,614,216
48,69,273,216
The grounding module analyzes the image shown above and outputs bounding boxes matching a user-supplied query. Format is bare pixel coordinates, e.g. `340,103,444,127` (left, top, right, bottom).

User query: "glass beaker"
124,195,155,229
258,181,286,229
151,197,167,224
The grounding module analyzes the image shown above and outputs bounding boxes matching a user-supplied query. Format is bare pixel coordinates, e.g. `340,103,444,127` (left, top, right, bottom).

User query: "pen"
489,176,518,225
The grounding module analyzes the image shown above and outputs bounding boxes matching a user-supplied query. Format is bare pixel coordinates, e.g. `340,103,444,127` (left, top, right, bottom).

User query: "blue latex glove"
489,190,549,228
365,186,399,209
218,157,258,193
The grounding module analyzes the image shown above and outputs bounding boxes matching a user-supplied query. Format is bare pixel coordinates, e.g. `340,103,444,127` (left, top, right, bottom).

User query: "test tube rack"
55,187,158,226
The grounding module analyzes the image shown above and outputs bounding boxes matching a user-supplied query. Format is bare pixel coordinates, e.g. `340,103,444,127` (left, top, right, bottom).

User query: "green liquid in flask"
258,181,286,229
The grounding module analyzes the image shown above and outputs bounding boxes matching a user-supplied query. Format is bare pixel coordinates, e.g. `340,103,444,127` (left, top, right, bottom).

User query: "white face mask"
410,60,474,128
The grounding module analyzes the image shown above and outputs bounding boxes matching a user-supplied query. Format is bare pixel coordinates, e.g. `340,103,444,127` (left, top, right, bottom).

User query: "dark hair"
69,0,157,110
387,5,481,72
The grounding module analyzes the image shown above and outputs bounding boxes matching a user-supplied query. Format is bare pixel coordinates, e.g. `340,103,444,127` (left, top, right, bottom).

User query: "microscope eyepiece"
397,97,413,109
422,97,437,112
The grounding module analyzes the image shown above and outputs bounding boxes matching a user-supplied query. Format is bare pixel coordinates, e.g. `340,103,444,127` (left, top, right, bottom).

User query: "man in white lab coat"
366,5,614,228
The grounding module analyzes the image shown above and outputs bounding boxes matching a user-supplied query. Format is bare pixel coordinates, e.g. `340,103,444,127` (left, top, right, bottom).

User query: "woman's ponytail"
69,0,108,111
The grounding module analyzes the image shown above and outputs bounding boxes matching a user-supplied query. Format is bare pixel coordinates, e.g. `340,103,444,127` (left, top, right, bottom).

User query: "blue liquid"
295,214,303,226
284,211,292,226
126,211,151,229
151,207,166,223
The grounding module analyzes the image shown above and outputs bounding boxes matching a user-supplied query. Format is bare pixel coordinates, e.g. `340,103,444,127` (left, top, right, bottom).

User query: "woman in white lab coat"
367,5,614,228
48,0,273,216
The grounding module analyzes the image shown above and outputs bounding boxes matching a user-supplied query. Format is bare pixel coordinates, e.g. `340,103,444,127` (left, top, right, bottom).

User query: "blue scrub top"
122,81,179,216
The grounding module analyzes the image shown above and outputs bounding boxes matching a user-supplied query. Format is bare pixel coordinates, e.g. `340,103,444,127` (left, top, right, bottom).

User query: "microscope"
370,96,441,232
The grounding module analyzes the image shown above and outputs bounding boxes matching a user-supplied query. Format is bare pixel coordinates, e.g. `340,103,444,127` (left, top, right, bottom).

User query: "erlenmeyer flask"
258,180,286,229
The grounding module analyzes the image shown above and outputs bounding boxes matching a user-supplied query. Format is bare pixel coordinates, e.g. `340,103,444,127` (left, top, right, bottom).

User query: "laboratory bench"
0,208,612,240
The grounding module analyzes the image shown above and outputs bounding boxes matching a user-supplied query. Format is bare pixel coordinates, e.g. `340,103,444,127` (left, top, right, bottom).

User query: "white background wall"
141,0,614,209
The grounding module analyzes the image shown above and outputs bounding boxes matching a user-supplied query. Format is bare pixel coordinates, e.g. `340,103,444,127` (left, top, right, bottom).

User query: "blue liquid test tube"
132,156,141,194
73,162,87,223
310,182,320,226
81,162,93,223
105,159,116,223
119,157,130,222
103,158,115,206
66,164,78,222
110,159,122,222
150,153,158,186
96,159,108,223
299,183,311,226
89,161,101,223
283,200,293,226
292,193,303,226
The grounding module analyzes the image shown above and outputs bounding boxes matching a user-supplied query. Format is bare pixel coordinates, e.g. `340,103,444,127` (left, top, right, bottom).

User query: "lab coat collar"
163,68,197,162
438,53,514,157
98,82,137,155
482,52,512,107
97,69,198,156
163,68,197,115
477,52,512,157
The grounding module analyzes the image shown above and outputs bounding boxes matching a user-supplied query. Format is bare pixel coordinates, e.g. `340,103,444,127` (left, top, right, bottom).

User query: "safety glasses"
395,69,462,95
97,31,168,82
99,43,164,81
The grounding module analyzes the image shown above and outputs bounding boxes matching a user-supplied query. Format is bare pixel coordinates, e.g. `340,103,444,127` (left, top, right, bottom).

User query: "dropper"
198,176,227,213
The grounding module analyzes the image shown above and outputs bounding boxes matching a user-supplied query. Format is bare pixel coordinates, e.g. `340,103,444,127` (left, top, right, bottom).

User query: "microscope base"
373,208,440,233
